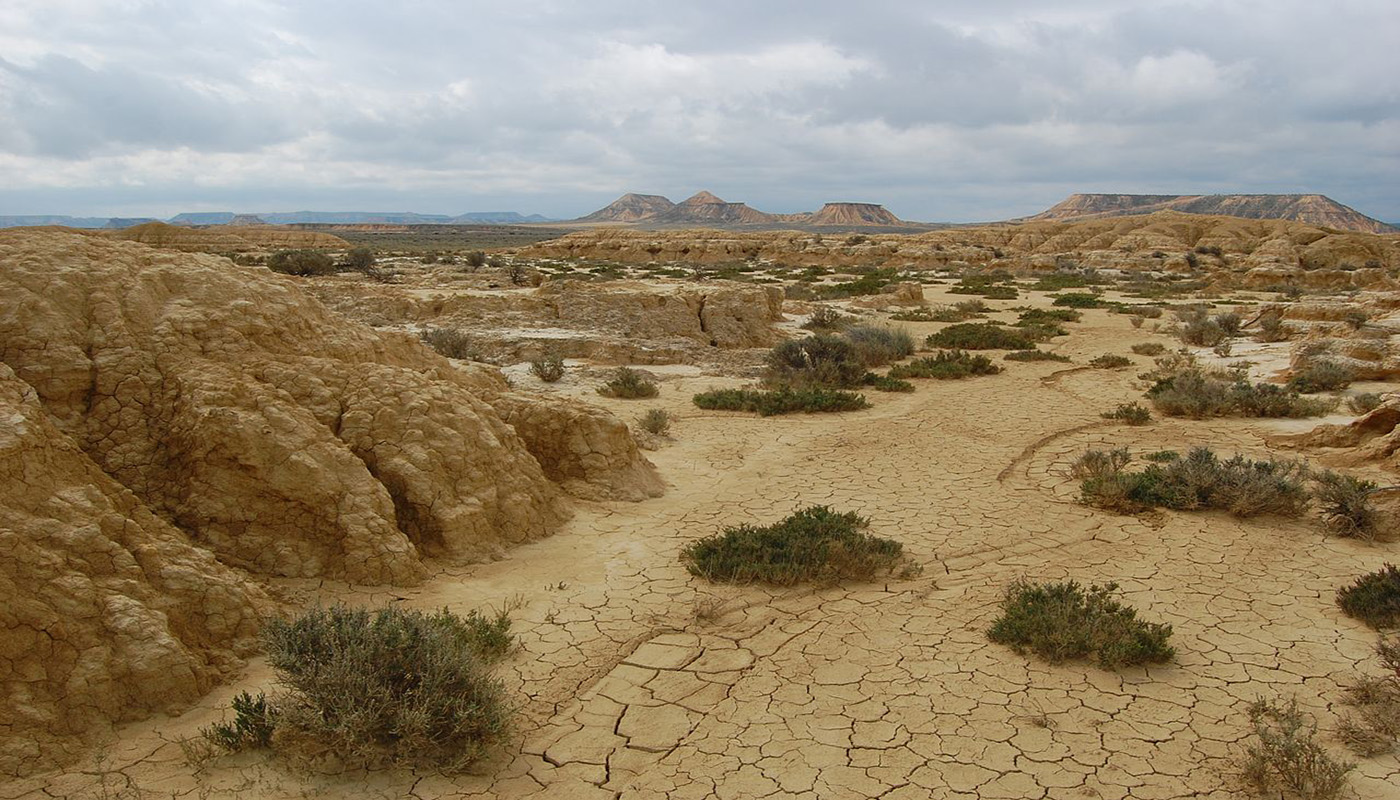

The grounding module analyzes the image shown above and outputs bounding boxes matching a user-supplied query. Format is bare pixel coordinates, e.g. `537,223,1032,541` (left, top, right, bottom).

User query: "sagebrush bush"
598,367,659,399
1288,360,1355,394
802,305,850,331
268,249,336,276
1076,446,1311,518
1004,349,1071,363
1131,342,1167,356
1314,470,1380,539
1017,308,1082,325
843,324,915,367
692,387,870,416
201,691,277,753
986,580,1175,669
1052,292,1107,309
1240,697,1353,800
420,328,480,360
260,605,513,771
765,335,867,388
1089,354,1133,369
530,352,565,382
1145,361,1335,419
1337,565,1400,630
863,373,916,392
889,350,1002,380
1338,636,1400,756
637,408,672,436
926,323,1036,350
1348,393,1383,415
1102,402,1152,425
681,506,908,585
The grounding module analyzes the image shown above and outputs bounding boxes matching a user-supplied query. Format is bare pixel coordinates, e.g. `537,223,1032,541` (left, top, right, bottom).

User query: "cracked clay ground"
8,308,1400,800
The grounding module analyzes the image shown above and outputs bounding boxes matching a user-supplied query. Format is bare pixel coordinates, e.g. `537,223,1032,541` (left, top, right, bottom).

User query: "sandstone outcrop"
809,202,902,227
1279,395,1400,470
1024,193,1395,234
0,361,271,777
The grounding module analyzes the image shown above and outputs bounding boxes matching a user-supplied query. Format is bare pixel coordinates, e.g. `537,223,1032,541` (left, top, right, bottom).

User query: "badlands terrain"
3,210,1400,799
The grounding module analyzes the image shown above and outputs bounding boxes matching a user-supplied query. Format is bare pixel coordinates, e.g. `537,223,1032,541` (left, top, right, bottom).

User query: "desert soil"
7,292,1398,800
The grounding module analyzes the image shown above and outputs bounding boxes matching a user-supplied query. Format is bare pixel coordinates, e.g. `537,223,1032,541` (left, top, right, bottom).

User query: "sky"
1,0,1397,223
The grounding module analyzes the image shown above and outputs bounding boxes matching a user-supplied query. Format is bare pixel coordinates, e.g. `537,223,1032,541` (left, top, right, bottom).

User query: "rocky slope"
0,230,663,775
518,211,1400,288
1025,193,1395,233
808,202,902,226
649,191,775,226
573,192,914,229
577,193,678,223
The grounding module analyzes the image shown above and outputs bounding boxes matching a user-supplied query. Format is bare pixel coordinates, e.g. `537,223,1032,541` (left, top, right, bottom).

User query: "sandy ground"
8,295,1399,800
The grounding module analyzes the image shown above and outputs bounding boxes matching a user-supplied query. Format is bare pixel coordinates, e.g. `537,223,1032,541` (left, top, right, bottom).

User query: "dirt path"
9,311,1399,800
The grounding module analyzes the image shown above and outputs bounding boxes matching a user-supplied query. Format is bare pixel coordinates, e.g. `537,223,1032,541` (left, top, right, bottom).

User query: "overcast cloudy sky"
1,0,1396,222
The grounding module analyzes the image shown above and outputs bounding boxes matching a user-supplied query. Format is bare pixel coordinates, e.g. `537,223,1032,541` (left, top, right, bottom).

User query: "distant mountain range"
0,210,557,229
577,191,914,230
1020,193,1396,233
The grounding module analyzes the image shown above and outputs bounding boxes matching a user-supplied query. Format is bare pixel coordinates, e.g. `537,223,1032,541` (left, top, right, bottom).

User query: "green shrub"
420,328,480,360
201,691,278,753
1146,363,1335,419
894,302,985,323
344,247,377,273
637,408,672,436
1089,354,1133,369
1076,446,1311,518
888,350,1002,380
1004,349,1071,363
816,268,900,299
598,367,660,399
1144,450,1180,463
862,373,916,392
1017,308,1082,324
1338,636,1400,756
1131,342,1168,356
1314,471,1380,539
766,335,867,388
465,250,488,269
926,323,1036,350
1256,311,1290,342
681,506,908,585
1102,402,1152,425
1174,306,1234,347
986,580,1174,669
1052,293,1107,308
529,352,565,382
261,605,513,771
843,325,916,367
692,387,870,416
1240,697,1353,800
268,249,336,277
801,306,850,331
1348,393,1383,415
1032,273,1106,291
1288,360,1355,393
1337,565,1400,630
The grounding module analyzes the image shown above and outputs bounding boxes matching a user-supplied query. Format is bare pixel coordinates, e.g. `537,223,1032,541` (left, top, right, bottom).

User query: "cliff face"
1026,193,1395,234
0,230,663,775
107,220,349,252
810,202,902,226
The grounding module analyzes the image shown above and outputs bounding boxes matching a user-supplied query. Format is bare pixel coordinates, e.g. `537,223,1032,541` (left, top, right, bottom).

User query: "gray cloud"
0,0,1395,221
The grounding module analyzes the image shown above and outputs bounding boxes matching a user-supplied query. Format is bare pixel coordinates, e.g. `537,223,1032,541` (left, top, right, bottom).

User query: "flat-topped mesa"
1026,193,1396,234
810,202,902,226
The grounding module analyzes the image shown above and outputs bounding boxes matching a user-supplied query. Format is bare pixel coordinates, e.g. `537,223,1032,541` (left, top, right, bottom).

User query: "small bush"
201,691,278,753
1131,342,1167,356
1146,364,1335,419
1089,354,1133,369
529,353,565,382
889,350,1003,380
1288,361,1354,393
598,367,659,399
926,323,1036,350
344,247,377,273
863,373,916,392
802,306,850,331
681,506,908,585
1314,470,1379,539
261,605,513,771
766,335,867,388
1144,450,1180,463
1052,293,1107,308
1077,447,1311,518
420,328,480,360
1240,697,1353,800
637,408,672,436
1348,393,1383,415
1256,311,1290,342
1174,306,1240,347
268,249,336,277
815,268,900,299
1004,349,1071,363
1017,308,1082,324
1129,315,1146,329
1103,402,1152,425
1338,635,1400,756
986,580,1174,669
1337,565,1400,630
843,325,915,367
692,387,870,416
